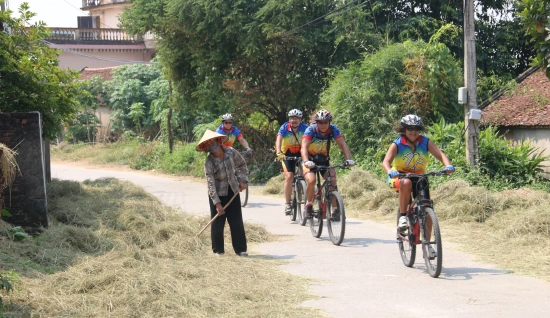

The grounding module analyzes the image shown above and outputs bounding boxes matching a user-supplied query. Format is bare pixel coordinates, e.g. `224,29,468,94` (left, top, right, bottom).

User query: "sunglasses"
223,121,233,125
405,126,422,132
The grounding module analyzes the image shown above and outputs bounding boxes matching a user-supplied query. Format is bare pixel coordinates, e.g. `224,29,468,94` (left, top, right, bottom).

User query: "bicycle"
239,149,253,207
305,164,349,245
284,157,306,223
395,169,448,278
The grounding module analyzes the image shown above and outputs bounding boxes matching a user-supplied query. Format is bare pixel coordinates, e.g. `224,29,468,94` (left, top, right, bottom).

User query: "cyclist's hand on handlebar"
345,159,355,166
445,165,455,174
276,152,286,160
305,161,316,168
246,147,253,153
388,170,399,178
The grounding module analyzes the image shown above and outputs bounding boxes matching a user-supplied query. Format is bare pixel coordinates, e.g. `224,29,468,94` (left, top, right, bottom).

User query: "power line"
281,0,369,37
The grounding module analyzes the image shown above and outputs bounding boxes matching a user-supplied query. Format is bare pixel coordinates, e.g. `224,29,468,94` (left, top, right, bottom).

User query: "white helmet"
287,109,303,118
400,114,423,127
221,113,233,121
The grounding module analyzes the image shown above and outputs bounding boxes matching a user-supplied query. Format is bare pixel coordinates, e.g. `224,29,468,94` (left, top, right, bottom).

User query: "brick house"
479,67,550,178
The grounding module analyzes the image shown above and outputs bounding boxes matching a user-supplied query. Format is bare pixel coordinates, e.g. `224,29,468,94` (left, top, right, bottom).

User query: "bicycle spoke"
397,208,416,267
327,191,346,245
422,207,442,278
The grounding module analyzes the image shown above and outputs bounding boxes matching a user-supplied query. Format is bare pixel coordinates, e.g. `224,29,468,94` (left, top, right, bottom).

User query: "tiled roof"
481,69,550,127
79,66,116,81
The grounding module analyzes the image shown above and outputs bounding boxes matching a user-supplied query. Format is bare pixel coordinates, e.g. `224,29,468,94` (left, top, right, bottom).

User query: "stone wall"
0,112,49,229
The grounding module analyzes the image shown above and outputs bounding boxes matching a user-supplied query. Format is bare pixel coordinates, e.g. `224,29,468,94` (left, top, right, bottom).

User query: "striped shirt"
204,147,248,205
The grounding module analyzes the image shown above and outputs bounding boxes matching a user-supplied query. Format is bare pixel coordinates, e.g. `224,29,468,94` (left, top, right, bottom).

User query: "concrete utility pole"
464,0,479,167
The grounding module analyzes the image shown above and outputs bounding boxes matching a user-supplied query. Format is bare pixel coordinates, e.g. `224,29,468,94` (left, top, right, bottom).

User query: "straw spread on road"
0,178,320,317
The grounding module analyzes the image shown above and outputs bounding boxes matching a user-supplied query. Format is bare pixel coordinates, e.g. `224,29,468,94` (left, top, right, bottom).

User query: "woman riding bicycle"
381,114,454,257
301,109,355,220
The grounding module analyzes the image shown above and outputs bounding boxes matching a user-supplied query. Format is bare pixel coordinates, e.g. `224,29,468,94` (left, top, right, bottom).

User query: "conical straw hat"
196,130,229,152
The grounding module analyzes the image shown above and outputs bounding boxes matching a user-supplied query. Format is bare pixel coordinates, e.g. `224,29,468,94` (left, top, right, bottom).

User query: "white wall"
57,50,155,70
511,128,550,178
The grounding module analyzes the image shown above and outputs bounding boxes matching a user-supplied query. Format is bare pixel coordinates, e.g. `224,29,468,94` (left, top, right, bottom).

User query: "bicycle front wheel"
422,207,442,278
327,191,346,245
309,188,323,237
397,208,416,267
241,184,249,207
289,183,298,222
296,180,307,226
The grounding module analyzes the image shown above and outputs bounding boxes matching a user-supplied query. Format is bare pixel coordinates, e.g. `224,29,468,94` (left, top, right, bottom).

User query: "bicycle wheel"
422,207,442,278
296,180,307,226
241,184,249,207
326,191,346,245
397,208,416,267
289,183,297,222
309,187,323,237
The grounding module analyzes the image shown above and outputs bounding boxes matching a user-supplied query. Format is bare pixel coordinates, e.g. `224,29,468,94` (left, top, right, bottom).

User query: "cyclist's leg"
302,164,316,203
398,178,412,215
282,160,295,204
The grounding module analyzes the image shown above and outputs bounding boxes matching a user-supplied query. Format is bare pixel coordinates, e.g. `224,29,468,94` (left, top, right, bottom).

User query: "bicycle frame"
310,164,346,218
397,170,447,244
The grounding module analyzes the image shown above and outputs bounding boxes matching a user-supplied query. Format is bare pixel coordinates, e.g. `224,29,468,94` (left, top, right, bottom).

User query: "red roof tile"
79,66,116,81
481,69,550,127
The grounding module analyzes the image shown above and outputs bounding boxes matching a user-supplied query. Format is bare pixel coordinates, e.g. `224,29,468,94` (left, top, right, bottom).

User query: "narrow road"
52,164,550,317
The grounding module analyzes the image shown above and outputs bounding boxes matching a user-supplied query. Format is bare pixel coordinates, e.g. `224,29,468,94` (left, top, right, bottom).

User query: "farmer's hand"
215,203,225,215
239,181,248,191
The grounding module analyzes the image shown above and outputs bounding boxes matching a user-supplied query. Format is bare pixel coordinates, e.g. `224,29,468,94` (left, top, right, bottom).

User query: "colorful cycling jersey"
303,124,343,157
390,135,430,173
277,122,309,155
215,124,242,147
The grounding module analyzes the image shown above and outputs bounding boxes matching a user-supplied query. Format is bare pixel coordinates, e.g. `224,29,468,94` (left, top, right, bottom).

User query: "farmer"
196,130,249,256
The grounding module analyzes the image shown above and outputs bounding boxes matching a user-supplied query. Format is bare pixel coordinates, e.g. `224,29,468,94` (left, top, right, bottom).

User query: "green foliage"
67,112,101,143
1,209,11,217
519,0,550,77
3,226,29,241
0,270,18,310
425,120,550,191
322,41,460,164
476,70,515,103
0,3,80,140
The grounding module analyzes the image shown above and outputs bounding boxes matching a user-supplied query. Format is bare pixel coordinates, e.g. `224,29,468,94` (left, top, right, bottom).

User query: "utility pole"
464,0,479,167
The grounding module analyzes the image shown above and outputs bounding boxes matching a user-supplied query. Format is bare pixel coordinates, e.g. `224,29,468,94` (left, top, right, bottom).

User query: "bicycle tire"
327,191,346,245
423,207,442,278
289,183,297,222
397,208,416,267
297,180,307,226
241,184,249,207
309,187,323,237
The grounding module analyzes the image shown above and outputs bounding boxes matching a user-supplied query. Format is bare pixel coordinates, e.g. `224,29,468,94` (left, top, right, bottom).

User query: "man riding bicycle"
381,114,454,258
216,113,252,152
275,109,309,216
301,109,355,220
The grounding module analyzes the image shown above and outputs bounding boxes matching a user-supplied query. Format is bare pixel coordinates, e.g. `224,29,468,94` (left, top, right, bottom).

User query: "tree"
0,3,80,140
320,40,462,161
519,0,550,78
120,0,356,126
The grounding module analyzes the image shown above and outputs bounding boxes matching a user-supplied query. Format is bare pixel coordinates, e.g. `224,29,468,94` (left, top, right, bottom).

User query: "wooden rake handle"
197,190,240,236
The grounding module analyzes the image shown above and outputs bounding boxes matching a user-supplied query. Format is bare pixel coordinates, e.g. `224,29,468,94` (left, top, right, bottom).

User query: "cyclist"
381,114,454,257
275,109,309,215
216,113,252,152
301,109,355,220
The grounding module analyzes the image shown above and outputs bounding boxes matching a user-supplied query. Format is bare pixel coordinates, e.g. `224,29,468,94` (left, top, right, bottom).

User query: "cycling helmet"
400,114,423,127
287,109,303,118
314,109,332,121
221,113,233,121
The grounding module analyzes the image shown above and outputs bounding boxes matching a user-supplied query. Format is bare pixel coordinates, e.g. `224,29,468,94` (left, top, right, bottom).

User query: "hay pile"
0,143,20,192
1,178,319,317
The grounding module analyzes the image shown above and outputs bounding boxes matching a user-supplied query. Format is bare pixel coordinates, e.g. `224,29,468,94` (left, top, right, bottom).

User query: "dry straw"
0,143,21,192
1,178,320,317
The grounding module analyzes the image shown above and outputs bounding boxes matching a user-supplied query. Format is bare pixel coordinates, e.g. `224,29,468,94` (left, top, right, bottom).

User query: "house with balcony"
44,0,156,70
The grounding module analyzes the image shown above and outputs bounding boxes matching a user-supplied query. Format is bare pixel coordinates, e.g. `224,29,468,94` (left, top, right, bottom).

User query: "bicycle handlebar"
396,170,449,179
310,163,349,171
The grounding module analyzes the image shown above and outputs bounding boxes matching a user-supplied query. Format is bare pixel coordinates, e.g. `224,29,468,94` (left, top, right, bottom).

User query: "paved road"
51,164,550,317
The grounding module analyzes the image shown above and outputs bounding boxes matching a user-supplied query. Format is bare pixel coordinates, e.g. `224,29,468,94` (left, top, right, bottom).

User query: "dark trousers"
208,187,247,255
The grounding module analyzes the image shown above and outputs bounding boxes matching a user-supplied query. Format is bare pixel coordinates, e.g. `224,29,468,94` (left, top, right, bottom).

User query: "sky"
9,0,83,28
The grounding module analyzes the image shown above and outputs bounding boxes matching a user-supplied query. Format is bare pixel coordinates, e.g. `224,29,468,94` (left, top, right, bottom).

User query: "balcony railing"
82,0,128,9
46,28,143,44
